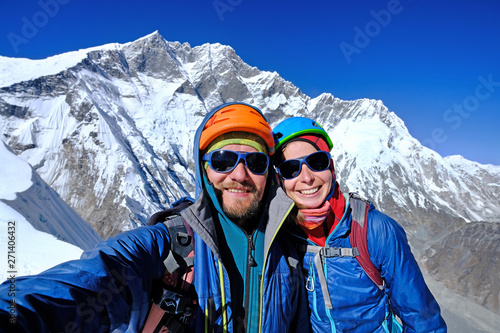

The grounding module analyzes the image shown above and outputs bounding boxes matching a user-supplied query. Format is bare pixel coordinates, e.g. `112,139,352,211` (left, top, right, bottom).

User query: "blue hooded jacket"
0,102,309,333
289,197,446,333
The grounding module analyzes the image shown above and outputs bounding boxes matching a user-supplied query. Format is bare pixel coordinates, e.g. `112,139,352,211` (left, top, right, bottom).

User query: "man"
0,102,308,332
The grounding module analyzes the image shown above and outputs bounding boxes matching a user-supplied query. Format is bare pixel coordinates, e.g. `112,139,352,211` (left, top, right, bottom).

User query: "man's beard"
213,181,264,224
223,194,262,222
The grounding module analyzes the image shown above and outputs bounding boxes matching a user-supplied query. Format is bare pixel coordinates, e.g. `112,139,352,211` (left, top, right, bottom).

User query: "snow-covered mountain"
0,140,102,283
1,31,499,330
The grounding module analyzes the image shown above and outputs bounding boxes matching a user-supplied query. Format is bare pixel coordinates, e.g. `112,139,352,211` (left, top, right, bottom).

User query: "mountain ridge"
1,32,499,324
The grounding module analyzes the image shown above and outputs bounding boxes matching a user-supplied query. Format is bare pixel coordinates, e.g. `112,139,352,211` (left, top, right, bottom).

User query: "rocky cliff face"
1,32,499,319
424,221,500,314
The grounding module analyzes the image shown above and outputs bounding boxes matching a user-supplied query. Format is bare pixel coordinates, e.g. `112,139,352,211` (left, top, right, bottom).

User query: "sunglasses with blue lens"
203,150,269,175
277,151,331,180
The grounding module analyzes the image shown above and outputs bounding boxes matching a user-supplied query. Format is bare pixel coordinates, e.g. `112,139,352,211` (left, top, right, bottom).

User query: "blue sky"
1,0,499,165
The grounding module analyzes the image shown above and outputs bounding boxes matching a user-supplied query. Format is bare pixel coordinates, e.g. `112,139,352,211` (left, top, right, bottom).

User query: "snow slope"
0,141,102,283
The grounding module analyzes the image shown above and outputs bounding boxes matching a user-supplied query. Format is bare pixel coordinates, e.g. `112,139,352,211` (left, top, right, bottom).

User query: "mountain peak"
133,30,165,45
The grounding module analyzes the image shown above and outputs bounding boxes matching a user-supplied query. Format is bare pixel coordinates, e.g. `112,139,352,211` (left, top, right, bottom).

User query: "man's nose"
229,160,250,181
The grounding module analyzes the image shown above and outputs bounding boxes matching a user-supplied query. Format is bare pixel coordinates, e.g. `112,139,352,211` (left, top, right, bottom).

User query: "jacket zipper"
243,232,257,332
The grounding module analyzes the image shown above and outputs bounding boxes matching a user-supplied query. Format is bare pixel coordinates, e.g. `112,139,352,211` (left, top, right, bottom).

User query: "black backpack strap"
163,215,194,275
349,192,384,289
143,199,196,333
148,197,194,226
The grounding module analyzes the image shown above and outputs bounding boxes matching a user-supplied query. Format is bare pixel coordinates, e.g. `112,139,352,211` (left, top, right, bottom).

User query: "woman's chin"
296,198,326,210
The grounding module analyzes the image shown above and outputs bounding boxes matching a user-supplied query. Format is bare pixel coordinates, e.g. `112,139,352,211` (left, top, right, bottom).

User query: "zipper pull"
248,235,257,267
248,255,257,267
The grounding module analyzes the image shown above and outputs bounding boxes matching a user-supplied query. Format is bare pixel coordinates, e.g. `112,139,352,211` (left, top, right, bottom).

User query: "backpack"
348,192,384,288
142,197,196,333
300,192,403,332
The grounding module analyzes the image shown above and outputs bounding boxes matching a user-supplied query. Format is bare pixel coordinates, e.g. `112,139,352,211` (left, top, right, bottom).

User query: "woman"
272,116,446,332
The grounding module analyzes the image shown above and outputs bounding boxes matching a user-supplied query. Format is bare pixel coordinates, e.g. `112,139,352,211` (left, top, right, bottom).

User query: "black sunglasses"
277,151,331,179
203,150,269,175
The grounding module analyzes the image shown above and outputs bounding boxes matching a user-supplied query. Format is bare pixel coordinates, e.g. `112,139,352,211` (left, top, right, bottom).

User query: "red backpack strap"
349,193,384,289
